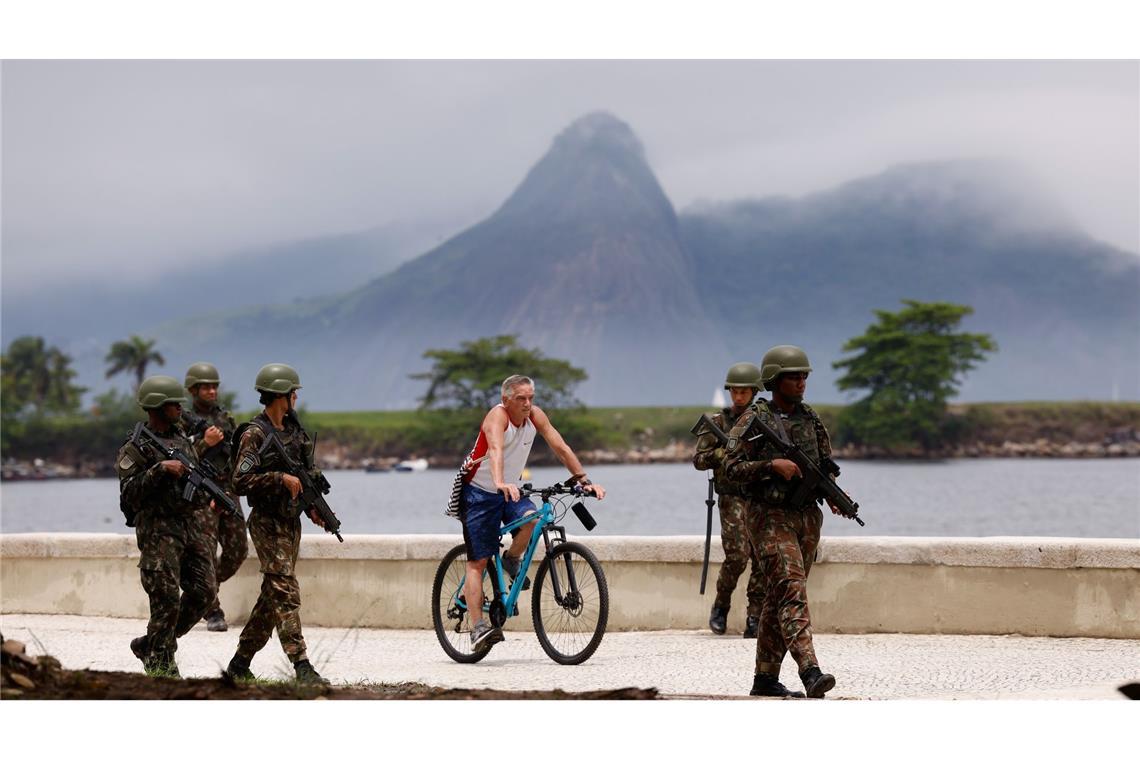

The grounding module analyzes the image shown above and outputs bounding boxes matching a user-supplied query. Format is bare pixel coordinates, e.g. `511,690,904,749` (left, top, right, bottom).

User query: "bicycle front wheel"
431,542,490,663
532,541,609,665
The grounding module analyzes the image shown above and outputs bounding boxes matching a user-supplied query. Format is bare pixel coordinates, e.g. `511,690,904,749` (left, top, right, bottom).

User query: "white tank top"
465,405,537,493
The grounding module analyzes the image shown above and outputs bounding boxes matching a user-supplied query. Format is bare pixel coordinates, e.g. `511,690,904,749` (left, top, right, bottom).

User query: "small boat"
394,458,429,472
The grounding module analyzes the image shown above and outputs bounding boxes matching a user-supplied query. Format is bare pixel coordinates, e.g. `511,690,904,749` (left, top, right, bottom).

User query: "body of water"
2,459,1138,539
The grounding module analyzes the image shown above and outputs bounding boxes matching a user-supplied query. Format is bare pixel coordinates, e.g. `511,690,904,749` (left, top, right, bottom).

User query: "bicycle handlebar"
519,480,598,500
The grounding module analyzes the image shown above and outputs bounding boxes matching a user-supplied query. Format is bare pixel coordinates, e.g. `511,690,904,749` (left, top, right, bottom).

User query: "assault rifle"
181,409,232,470
692,411,866,527
131,422,240,517
261,410,343,542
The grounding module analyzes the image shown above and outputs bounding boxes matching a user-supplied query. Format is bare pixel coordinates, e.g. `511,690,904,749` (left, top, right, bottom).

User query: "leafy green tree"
832,300,997,452
1,335,86,416
105,336,165,390
411,335,588,410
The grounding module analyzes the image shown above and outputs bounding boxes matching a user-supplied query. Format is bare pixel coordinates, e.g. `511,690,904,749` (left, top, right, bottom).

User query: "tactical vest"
235,414,315,476
117,425,203,526
752,400,824,508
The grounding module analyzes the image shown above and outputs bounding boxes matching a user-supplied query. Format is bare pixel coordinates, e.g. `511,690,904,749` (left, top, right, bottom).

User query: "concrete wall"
2,533,1137,638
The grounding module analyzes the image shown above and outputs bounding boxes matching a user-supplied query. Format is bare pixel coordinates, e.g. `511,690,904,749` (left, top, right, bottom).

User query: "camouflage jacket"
724,398,832,507
181,403,237,480
692,407,747,496
231,412,323,517
117,423,207,525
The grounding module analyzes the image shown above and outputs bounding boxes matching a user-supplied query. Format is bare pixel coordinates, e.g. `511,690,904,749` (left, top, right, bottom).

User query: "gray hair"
501,375,534,399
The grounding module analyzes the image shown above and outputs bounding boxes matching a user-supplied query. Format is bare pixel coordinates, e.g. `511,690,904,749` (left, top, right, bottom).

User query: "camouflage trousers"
135,509,216,661
745,502,823,676
199,496,250,618
715,494,765,617
236,508,308,663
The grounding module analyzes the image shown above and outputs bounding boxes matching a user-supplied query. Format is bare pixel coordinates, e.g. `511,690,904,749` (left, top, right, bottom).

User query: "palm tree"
2,335,87,415
105,336,165,390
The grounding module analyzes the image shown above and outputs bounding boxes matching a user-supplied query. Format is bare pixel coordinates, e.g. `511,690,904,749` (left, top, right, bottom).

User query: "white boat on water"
394,458,429,472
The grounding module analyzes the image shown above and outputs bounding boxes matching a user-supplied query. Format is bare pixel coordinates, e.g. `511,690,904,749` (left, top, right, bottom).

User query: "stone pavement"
2,613,1137,699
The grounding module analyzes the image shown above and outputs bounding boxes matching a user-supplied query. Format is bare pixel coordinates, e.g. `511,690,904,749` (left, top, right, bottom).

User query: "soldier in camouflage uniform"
182,362,249,632
117,375,217,678
725,346,838,699
693,362,766,638
225,363,330,685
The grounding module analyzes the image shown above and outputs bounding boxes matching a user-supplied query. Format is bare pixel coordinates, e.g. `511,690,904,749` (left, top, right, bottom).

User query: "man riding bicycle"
460,374,606,653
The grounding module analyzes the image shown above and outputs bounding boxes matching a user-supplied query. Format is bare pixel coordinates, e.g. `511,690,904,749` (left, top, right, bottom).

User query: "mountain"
680,160,1140,401
16,112,1136,410
150,112,732,409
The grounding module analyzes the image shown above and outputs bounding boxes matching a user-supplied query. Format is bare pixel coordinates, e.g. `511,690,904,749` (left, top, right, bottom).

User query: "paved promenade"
2,613,1137,699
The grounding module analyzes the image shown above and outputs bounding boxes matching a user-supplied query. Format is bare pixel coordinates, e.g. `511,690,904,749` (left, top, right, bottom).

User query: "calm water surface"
2,459,1138,539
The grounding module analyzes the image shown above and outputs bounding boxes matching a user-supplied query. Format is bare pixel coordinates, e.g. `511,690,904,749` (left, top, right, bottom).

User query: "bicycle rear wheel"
431,543,491,663
532,541,609,665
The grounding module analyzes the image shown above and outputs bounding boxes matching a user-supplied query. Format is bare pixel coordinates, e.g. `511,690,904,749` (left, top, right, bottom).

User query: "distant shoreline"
3,401,1138,480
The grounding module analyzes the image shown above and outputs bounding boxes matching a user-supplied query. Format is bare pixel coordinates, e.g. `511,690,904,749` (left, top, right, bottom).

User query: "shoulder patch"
727,436,740,452
238,456,256,474
118,454,135,470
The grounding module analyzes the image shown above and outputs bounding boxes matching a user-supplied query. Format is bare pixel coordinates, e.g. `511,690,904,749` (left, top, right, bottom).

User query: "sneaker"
708,605,728,635
799,665,837,699
205,610,228,632
750,672,805,698
226,654,254,681
742,615,759,639
470,620,504,654
294,659,330,685
500,553,531,591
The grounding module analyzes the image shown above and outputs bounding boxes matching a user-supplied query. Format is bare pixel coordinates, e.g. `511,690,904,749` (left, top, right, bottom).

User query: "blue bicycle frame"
452,492,572,620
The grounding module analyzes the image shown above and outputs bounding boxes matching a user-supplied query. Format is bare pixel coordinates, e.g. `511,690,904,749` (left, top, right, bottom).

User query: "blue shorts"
461,483,536,561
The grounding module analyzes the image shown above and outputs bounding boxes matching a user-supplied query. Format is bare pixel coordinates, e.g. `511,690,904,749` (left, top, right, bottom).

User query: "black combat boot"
130,635,149,663
225,653,254,681
750,673,805,698
799,665,836,698
205,610,228,632
144,652,180,679
742,615,759,639
294,659,330,686
708,605,729,635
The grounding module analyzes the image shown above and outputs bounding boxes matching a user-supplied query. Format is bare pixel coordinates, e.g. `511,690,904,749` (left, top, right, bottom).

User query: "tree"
832,300,997,452
1,335,87,416
105,336,165,390
411,335,588,410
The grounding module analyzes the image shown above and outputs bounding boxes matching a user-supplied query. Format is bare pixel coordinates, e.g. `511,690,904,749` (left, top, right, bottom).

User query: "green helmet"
137,375,189,410
184,362,220,390
760,345,812,388
254,363,302,395
724,362,763,390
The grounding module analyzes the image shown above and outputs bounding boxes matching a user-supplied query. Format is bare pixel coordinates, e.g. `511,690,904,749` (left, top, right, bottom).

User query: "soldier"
224,363,330,685
183,362,249,633
725,345,838,699
692,362,766,638
117,375,217,677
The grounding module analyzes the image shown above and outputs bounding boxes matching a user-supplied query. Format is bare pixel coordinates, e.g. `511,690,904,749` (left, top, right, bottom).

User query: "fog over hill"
8,112,1137,409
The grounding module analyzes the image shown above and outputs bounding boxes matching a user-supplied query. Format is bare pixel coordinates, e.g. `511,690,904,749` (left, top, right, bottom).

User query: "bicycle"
431,480,609,665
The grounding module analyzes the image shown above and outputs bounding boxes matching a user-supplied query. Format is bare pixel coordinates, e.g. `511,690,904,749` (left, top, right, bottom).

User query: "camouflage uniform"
692,407,765,618
116,424,216,668
725,398,832,677
184,404,249,619
231,412,321,664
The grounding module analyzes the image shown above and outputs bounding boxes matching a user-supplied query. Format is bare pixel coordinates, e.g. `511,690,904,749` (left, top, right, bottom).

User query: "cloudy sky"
2,59,1137,289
